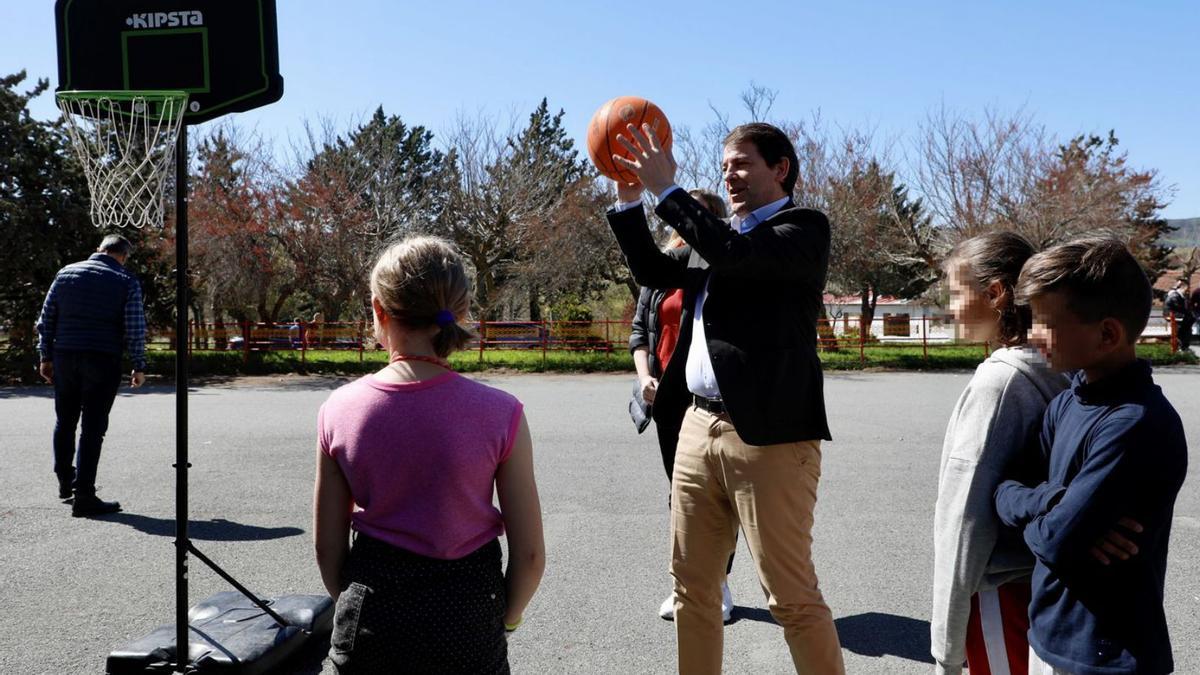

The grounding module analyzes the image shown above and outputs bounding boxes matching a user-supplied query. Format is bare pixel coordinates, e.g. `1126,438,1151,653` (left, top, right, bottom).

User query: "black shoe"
58,476,73,500
72,495,122,517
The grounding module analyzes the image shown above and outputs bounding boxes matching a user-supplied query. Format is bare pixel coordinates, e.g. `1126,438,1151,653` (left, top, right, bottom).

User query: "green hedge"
131,343,1194,377
3,343,1191,383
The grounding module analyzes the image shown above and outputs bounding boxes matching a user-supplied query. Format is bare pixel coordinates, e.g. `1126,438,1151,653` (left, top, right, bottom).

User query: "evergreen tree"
323,106,447,237
506,99,592,319
436,99,600,320
826,161,937,329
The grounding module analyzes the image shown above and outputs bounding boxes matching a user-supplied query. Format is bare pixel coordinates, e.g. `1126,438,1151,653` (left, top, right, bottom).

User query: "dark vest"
51,254,135,357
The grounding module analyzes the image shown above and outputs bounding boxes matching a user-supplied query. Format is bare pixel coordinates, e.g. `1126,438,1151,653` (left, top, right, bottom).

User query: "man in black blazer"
608,122,843,674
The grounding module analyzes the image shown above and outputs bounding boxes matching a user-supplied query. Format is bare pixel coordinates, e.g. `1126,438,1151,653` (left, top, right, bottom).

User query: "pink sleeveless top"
318,371,523,560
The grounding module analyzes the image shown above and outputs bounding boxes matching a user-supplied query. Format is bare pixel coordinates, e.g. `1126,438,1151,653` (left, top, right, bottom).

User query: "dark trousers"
1178,316,1194,349
52,351,121,496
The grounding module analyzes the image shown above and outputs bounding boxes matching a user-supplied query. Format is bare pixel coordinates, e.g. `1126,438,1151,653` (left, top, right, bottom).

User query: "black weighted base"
106,592,333,674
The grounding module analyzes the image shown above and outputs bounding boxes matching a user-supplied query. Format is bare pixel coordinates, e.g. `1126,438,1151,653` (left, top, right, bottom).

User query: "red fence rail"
151,320,637,365
7,312,1168,367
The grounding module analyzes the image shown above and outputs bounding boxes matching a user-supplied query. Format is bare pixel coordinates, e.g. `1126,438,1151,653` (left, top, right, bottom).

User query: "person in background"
308,311,326,349
930,232,1068,675
1189,280,1200,342
996,239,1187,674
630,188,736,623
289,317,303,348
1163,279,1192,351
35,233,146,517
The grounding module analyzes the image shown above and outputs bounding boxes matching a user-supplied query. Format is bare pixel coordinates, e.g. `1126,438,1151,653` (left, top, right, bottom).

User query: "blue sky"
4,0,1198,217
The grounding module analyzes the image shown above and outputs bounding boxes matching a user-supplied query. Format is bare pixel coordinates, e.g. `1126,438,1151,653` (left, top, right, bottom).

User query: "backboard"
56,0,283,124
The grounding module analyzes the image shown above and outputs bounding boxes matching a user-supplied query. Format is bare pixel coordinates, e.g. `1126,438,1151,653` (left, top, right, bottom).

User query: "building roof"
1153,262,1199,295
823,293,910,305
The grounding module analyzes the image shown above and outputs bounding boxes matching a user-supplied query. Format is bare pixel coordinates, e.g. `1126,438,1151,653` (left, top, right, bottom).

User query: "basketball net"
56,91,188,229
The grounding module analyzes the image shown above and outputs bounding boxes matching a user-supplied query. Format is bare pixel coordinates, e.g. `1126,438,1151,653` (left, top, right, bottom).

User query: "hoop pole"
174,123,190,674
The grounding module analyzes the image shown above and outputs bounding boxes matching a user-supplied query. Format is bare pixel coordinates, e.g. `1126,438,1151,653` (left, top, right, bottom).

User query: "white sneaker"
660,583,733,622
659,593,676,620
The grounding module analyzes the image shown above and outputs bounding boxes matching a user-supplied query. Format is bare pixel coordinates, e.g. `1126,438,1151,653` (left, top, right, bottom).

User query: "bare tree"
435,105,603,320
811,127,937,325
914,107,1176,279
188,123,294,325
279,147,376,322
674,83,786,199
672,122,726,195
520,176,637,305
914,104,1048,239
1175,247,1200,285
739,81,778,122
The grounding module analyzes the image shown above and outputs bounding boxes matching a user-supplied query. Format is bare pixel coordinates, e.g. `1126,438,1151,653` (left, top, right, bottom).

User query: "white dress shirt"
684,194,789,398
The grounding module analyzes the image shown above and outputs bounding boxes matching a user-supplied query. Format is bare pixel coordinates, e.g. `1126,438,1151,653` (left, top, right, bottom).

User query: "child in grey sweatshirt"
931,233,1069,675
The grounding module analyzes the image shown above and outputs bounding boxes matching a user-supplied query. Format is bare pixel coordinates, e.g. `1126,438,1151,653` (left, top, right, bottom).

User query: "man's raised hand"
613,122,677,196
616,180,644,204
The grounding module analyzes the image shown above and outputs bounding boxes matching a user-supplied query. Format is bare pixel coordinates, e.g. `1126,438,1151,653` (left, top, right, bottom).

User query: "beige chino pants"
671,405,844,675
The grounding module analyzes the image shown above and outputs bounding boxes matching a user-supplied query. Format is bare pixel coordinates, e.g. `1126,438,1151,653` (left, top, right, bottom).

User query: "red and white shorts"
965,582,1032,675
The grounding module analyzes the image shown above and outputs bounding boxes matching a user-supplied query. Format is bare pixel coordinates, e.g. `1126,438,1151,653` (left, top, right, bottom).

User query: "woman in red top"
628,189,737,622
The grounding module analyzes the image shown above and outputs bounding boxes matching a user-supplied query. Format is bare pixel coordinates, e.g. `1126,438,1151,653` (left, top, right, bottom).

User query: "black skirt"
324,533,509,674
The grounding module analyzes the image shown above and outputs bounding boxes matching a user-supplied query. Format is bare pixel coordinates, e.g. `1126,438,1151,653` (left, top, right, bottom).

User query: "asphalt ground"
1,369,1197,674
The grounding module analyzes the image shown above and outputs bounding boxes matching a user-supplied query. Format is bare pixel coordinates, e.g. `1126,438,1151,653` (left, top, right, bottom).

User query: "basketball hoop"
56,90,188,229
53,4,318,671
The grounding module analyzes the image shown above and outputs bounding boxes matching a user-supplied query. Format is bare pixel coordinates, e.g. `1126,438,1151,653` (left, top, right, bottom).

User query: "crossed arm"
994,414,1149,569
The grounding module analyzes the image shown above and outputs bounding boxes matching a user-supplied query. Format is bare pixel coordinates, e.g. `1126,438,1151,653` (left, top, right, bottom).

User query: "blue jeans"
1178,316,1194,349
52,351,122,496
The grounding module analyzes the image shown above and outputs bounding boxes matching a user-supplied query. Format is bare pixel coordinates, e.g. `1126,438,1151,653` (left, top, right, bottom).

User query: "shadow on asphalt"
0,386,56,399
280,631,332,674
0,384,183,399
724,608,934,665
94,513,305,541
0,377,346,399
728,606,777,625
834,612,934,664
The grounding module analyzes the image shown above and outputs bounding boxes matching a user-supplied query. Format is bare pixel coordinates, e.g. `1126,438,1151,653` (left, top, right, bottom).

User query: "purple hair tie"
435,310,456,327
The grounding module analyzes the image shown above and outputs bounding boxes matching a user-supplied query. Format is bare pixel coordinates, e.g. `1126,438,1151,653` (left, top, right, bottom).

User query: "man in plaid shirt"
36,234,146,517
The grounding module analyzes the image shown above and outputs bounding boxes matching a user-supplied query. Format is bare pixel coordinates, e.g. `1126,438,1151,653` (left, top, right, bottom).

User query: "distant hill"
1165,218,1200,248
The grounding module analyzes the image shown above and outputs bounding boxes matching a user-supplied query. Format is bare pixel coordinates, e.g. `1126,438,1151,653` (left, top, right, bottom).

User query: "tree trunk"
256,287,270,324
528,285,541,321
213,304,227,351
473,262,498,321
268,287,295,324
860,288,876,337
189,301,205,349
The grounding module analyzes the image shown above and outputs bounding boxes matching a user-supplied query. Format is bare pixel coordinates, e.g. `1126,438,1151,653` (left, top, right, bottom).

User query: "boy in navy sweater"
994,239,1187,674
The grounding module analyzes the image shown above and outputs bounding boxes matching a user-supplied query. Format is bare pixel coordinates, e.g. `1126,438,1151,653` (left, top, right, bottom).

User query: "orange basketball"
586,96,673,184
